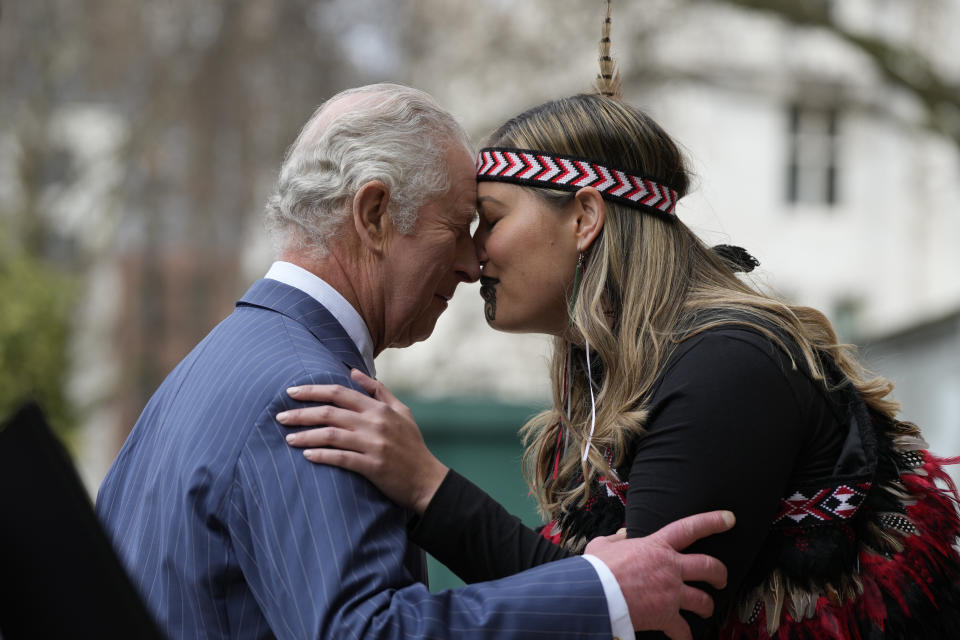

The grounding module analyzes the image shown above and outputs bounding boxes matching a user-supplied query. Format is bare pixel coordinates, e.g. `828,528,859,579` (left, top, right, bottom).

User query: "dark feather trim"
722,410,960,638
712,244,760,273
555,491,625,553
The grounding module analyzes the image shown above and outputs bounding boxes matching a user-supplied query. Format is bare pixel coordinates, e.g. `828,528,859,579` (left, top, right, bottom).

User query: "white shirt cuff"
582,553,634,639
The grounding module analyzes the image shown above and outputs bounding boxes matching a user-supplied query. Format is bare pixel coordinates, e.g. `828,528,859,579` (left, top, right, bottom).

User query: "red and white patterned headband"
476,147,679,217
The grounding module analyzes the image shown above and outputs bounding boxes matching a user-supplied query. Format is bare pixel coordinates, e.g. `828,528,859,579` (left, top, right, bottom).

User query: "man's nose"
454,233,481,283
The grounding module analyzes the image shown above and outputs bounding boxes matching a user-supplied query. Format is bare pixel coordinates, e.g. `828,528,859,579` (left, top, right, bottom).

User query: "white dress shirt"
265,261,376,377
263,260,632,638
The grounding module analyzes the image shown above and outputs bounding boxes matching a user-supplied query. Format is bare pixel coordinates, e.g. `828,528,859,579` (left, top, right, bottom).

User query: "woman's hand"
276,369,449,514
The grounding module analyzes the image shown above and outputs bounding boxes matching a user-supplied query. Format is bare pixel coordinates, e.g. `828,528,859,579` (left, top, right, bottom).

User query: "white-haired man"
97,84,732,639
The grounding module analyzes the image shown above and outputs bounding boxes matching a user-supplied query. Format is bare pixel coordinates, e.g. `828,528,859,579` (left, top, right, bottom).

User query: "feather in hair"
595,0,622,98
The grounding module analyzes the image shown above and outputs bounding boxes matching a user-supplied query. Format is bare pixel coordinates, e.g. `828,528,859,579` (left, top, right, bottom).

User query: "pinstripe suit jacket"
96,278,613,639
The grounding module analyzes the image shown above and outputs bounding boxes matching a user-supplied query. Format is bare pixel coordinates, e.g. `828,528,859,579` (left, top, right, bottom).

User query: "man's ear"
572,187,606,252
352,180,392,253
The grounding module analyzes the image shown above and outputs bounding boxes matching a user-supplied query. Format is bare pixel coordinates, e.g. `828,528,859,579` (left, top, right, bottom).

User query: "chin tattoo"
480,283,497,322
484,299,496,322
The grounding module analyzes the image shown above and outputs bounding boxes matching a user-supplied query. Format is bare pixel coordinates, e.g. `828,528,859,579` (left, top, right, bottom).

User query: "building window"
831,297,862,343
786,103,839,206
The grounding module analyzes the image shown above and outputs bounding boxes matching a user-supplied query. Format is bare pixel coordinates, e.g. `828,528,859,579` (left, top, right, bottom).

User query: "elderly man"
96,84,731,639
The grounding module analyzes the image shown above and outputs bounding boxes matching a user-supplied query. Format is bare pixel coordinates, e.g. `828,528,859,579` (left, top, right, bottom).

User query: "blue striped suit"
96,278,612,639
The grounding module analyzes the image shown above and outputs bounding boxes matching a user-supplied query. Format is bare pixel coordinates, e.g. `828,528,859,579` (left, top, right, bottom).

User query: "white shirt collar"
264,261,376,377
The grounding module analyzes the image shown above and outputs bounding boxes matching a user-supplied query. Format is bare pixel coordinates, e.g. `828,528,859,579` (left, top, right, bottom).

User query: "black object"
712,244,760,273
0,403,165,639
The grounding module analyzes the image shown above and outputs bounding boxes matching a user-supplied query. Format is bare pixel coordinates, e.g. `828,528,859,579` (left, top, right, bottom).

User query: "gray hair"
265,83,473,256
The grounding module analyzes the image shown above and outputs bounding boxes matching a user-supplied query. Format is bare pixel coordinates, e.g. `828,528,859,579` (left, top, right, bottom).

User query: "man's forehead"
446,147,478,217
429,193,475,226
451,187,478,225
453,204,478,226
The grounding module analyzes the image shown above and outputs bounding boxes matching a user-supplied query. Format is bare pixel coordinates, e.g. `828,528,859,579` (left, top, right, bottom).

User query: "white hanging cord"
563,343,571,456
581,336,597,462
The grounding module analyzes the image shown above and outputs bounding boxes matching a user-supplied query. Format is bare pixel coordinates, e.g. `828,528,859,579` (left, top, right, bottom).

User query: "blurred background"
2,0,959,591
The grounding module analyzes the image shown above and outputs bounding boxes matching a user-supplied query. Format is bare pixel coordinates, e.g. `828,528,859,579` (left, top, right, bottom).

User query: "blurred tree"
708,0,960,148
68,1,356,435
0,249,76,439
1,0,357,449
0,0,83,439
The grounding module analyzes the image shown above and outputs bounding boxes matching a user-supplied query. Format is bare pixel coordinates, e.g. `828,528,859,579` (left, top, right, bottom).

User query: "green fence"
399,394,547,592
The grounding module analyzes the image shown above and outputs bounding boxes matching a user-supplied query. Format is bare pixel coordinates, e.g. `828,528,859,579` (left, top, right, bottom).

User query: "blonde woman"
277,17,960,640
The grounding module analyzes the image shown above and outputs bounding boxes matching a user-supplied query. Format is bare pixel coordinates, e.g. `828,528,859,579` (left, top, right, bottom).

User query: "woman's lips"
479,276,499,301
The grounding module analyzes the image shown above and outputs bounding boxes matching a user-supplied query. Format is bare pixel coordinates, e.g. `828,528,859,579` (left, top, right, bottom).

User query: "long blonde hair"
487,95,899,539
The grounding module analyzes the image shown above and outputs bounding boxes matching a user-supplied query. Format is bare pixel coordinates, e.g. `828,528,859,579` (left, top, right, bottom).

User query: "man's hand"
586,510,734,640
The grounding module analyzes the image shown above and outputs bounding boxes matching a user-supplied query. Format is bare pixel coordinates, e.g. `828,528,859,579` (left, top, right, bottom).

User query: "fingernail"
303,449,315,459
287,386,301,396
722,511,736,527
276,411,291,423
285,433,296,443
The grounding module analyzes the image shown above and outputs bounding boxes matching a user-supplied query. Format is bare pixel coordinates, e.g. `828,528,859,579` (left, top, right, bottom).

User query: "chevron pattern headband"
476,147,679,217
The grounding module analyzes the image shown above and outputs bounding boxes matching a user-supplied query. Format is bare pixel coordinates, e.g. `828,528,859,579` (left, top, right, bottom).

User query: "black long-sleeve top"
408,326,847,637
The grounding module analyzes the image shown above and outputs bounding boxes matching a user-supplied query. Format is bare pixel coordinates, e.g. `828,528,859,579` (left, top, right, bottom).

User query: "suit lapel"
236,279,369,376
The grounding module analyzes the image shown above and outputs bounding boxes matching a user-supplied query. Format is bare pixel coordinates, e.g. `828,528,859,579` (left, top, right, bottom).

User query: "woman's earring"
569,252,585,315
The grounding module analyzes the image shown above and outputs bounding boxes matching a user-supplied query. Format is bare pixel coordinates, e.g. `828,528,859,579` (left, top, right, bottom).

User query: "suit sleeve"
408,468,573,583
226,374,612,639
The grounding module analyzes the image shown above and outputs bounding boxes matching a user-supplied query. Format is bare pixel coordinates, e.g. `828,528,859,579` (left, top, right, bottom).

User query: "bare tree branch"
705,0,960,147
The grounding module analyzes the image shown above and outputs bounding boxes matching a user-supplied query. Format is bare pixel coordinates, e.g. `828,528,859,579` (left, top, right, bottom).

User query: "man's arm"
227,380,615,639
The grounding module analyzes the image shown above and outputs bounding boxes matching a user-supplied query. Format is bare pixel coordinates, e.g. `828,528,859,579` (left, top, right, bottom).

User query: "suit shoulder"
209,306,347,376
